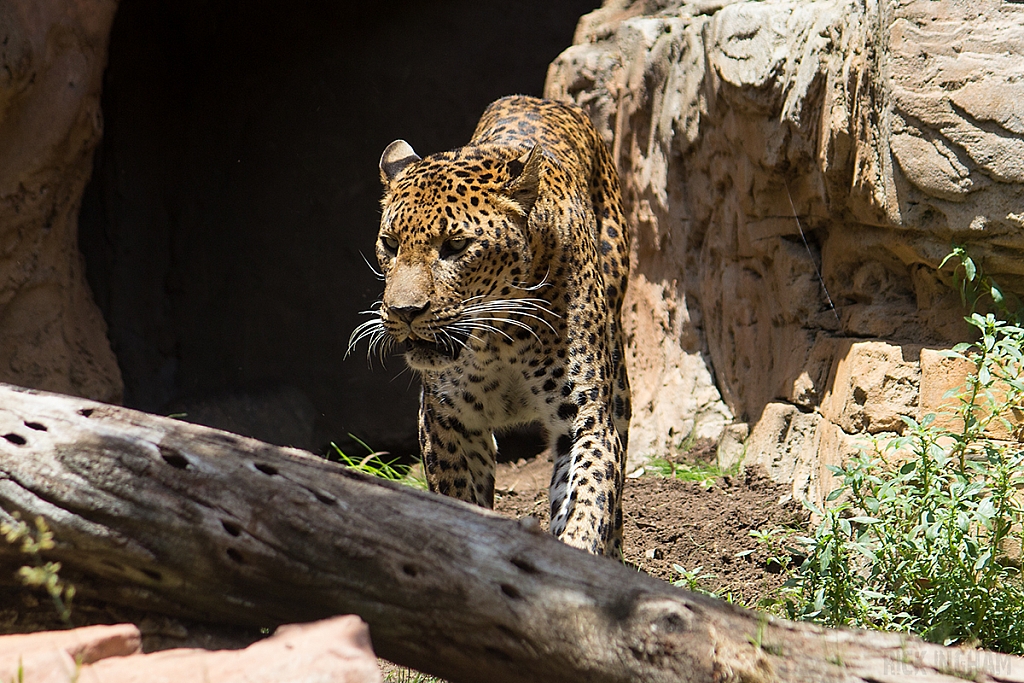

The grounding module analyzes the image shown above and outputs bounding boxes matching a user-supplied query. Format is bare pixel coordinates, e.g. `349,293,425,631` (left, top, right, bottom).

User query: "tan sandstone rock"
0,617,381,683
744,401,863,507
546,0,1024,483
920,347,1024,441
0,0,122,402
819,340,921,435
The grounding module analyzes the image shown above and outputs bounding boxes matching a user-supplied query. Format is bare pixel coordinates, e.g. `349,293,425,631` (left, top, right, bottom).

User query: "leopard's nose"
390,302,429,324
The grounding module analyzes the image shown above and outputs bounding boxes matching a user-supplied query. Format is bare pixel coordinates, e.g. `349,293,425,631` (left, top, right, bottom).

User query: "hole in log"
483,646,515,663
654,611,690,634
141,568,162,581
226,548,244,564
500,583,522,600
212,431,241,447
510,557,538,574
253,462,278,476
23,422,47,431
402,563,419,577
79,408,95,417
3,433,26,446
222,520,242,537
313,491,336,505
159,447,190,470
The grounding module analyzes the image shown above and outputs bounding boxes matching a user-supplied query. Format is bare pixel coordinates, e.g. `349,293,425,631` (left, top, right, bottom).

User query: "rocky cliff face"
546,0,1024,502
0,0,122,403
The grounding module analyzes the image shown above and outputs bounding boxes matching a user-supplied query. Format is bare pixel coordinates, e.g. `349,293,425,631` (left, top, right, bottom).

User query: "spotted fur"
349,95,631,555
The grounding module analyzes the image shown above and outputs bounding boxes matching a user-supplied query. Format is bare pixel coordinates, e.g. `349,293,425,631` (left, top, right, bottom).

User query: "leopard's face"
372,144,541,371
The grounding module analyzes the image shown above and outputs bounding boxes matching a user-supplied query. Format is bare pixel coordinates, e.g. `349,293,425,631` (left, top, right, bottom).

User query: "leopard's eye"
442,237,470,257
381,235,399,254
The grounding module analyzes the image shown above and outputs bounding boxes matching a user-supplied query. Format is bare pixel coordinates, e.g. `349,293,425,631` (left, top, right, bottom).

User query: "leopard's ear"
380,140,421,184
503,145,542,215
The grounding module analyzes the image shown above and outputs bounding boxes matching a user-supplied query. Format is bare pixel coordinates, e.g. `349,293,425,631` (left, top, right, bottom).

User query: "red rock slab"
0,623,142,683
0,616,381,683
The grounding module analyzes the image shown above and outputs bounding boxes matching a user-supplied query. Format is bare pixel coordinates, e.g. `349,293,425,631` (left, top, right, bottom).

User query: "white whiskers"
509,268,553,293
456,297,559,343
359,251,386,282
345,293,559,365
345,302,393,364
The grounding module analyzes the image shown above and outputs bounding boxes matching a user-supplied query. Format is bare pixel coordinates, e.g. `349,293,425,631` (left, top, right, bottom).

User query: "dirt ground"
493,452,807,605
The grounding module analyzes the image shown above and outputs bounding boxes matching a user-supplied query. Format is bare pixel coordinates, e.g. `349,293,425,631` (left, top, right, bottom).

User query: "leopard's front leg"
547,402,624,556
544,321,626,557
418,383,498,508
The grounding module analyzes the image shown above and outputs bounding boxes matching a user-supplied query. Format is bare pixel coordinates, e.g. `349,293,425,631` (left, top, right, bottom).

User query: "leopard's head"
351,139,547,371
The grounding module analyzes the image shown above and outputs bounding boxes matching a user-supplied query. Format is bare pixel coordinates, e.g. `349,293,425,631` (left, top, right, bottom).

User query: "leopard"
348,95,631,556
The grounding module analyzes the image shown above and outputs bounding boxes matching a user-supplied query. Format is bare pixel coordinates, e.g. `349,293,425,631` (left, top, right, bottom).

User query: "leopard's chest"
431,341,563,429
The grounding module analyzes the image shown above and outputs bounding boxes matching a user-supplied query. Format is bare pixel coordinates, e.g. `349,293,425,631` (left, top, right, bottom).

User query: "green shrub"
760,248,1024,653
1,513,75,624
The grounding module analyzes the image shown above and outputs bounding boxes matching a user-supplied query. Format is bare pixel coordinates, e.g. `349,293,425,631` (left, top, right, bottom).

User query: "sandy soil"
494,453,806,605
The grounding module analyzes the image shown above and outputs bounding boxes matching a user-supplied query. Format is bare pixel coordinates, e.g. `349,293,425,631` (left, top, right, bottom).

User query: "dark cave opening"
79,0,597,457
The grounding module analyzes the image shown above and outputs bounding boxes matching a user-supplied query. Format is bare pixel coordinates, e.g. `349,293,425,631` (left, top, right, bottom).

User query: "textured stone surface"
919,347,1024,441
819,341,921,435
0,617,381,683
0,623,141,683
546,0,1024,490
744,402,861,507
0,0,122,403
918,347,974,433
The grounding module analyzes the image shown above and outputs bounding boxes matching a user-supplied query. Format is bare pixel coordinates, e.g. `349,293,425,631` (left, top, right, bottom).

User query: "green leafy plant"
941,245,1023,323
671,563,716,594
331,436,427,489
638,457,736,488
757,248,1024,653
743,528,798,576
382,668,445,683
1,513,76,624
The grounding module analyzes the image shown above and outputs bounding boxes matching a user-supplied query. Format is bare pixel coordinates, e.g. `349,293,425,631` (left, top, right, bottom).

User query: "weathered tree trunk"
0,382,1021,683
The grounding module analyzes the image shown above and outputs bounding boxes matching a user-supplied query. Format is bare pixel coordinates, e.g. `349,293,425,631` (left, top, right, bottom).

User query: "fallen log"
0,382,1021,683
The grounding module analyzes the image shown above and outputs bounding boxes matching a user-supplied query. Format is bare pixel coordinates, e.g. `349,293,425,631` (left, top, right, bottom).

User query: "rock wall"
0,0,122,403
546,0,1024,500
